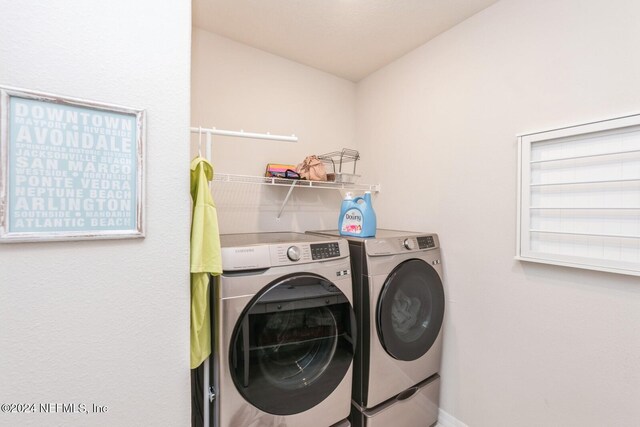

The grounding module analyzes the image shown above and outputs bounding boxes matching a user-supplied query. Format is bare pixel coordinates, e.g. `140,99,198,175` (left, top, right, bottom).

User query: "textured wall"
0,1,192,426
356,0,640,425
191,29,359,234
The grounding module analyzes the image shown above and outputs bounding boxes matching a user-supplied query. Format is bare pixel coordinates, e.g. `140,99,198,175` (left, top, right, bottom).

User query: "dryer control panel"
364,233,439,256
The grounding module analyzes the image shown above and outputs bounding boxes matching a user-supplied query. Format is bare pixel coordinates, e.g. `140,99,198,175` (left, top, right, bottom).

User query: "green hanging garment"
190,156,222,369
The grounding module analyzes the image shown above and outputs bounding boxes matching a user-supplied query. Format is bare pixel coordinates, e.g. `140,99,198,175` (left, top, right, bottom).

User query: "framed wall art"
0,86,145,242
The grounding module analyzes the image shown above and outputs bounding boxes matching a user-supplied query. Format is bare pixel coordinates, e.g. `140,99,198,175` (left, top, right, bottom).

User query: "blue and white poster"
0,88,145,242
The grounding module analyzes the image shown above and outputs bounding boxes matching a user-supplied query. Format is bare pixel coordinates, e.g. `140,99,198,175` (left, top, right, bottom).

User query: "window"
517,114,640,276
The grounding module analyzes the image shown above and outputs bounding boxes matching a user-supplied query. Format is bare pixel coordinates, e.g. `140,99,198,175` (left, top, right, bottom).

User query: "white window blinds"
517,114,640,276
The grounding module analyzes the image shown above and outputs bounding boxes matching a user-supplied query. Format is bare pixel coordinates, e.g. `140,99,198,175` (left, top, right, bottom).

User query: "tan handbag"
296,155,327,181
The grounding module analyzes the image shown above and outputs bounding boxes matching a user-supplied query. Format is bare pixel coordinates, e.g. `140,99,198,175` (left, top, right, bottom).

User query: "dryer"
211,232,356,427
308,229,445,427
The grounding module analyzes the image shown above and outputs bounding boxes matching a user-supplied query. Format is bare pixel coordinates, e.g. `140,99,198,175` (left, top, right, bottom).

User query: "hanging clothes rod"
189,126,298,142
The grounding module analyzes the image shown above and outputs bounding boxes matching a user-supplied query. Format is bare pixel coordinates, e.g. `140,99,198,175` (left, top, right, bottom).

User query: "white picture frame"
516,113,640,276
0,86,145,242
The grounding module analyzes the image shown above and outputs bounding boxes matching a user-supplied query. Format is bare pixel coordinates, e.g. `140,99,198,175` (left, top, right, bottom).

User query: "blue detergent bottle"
339,191,377,237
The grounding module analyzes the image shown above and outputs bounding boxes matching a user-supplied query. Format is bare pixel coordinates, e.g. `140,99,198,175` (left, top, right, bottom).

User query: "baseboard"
435,408,469,427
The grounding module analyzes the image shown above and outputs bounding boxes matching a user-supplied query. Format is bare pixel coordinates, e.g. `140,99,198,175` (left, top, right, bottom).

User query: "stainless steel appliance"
210,232,355,427
307,229,445,427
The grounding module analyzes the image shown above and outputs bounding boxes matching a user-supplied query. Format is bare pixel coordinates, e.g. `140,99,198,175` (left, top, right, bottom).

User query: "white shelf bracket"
277,181,297,219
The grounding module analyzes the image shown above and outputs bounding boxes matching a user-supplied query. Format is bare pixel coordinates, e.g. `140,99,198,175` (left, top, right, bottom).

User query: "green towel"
190,156,222,369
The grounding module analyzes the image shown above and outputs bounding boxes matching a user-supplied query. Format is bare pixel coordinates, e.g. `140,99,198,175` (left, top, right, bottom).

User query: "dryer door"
229,273,355,416
377,259,445,361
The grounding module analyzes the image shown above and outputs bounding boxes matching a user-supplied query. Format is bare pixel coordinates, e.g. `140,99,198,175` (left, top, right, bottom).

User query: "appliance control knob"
287,246,301,261
403,238,416,250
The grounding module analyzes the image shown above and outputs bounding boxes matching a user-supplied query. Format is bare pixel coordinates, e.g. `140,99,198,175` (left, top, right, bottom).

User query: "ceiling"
192,0,499,82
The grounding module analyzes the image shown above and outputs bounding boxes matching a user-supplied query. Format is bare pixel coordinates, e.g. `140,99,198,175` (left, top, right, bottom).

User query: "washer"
211,232,355,427
307,229,445,427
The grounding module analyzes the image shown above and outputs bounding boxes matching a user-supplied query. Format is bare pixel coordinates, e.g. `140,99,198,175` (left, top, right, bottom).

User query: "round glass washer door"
377,259,445,361
229,273,355,416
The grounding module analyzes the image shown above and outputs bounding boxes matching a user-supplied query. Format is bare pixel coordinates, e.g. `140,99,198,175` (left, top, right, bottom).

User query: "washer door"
229,273,355,416
377,259,445,361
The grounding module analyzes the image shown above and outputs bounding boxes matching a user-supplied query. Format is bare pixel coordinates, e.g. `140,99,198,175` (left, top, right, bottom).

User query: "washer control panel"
310,242,341,260
417,235,435,249
269,240,347,266
221,233,349,270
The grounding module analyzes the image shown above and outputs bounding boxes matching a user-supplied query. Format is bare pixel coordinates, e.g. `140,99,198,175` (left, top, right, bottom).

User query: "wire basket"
317,148,360,183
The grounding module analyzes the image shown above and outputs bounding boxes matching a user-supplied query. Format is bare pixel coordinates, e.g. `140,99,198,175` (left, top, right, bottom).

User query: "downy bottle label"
341,208,363,235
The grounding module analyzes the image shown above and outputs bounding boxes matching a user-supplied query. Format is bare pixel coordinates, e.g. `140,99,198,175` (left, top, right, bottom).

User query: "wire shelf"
212,173,380,192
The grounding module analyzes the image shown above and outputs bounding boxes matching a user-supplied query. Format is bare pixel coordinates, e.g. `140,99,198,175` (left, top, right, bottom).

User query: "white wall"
0,1,191,426
191,29,358,234
356,0,640,425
